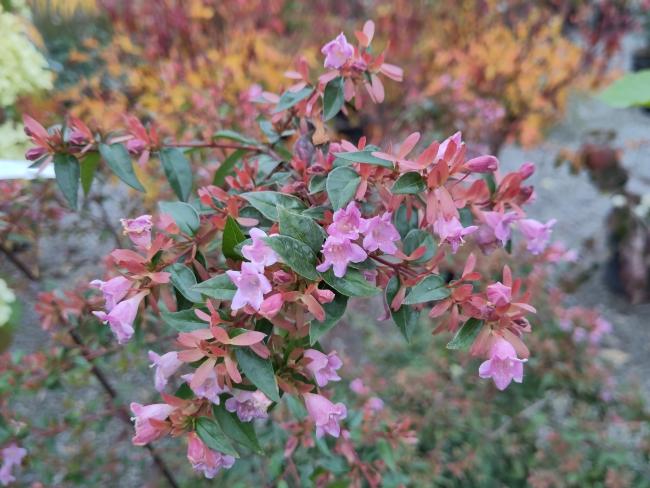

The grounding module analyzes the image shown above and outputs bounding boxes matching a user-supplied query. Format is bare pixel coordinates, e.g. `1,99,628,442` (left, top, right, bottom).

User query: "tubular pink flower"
359,212,400,254
465,155,499,173
518,218,556,255
303,393,347,439
225,389,272,422
148,350,183,392
0,443,26,486
226,262,272,312
130,402,174,446
486,282,512,307
241,228,279,267
433,216,477,254
321,32,354,69
316,236,367,278
327,202,363,240
187,432,235,479
303,349,342,387
120,214,153,249
477,211,520,250
259,293,284,318
90,276,131,311
92,291,147,344
478,337,526,391
182,369,229,405
25,146,47,161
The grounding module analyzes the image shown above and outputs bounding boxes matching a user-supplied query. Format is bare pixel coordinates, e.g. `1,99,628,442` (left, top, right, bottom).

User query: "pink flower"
90,276,131,311
241,228,279,267
0,444,26,486
518,218,556,255
25,146,47,161
316,236,367,277
314,288,335,304
148,350,183,391
360,212,400,254
92,291,147,344
321,32,354,69
126,138,147,155
465,155,499,173
364,397,384,413
477,211,519,250
478,337,526,390
486,282,511,307
187,432,235,479
130,402,174,446
225,389,272,422
328,202,363,240
259,293,284,318
182,369,229,404
120,214,153,249
226,262,272,312
303,349,342,387
303,393,347,439
436,131,462,160
349,378,370,395
433,216,477,253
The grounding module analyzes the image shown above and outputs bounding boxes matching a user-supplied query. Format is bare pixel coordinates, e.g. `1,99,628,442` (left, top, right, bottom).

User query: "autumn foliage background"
1,0,649,487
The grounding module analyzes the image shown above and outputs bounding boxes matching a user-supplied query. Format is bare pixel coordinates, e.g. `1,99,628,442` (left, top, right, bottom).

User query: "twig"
67,328,180,488
0,244,38,281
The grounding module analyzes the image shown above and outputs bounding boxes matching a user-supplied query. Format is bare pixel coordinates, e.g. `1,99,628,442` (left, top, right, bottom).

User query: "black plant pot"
632,46,650,114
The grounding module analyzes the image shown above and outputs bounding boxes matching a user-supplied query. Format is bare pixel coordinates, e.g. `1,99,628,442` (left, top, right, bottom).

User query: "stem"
0,244,38,281
67,328,180,488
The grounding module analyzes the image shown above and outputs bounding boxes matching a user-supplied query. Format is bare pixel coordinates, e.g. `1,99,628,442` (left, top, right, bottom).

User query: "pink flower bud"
519,162,536,179
465,155,499,173
259,293,284,318
92,291,146,344
486,282,512,307
272,269,294,284
25,146,47,161
314,288,335,304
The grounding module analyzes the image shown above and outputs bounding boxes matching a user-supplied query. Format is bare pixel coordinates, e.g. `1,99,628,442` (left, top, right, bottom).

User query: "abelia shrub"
23,21,556,480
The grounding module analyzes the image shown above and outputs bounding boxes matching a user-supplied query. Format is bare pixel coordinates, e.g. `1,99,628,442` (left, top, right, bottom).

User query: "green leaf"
158,201,200,235
403,274,449,305
386,276,420,342
98,143,145,192
174,383,194,399
278,206,325,253
326,167,360,210
213,404,263,454
213,148,246,186
377,438,397,472
333,150,393,168
240,191,306,221
447,318,484,350
394,203,419,239
273,86,313,113
308,174,327,194
53,153,80,209
235,348,280,402
323,76,344,121
264,235,319,280
598,69,650,108
80,152,100,195
391,172,426,194
321,269,381,297
255,154,281,181
302,206,327,220
166,263,202,303
193,274,236,300
402,229,436,264
196,417,239,457
213,129,259,146
223,216,246,260
159,147,192,201
161,308,208,332
309,294,348,345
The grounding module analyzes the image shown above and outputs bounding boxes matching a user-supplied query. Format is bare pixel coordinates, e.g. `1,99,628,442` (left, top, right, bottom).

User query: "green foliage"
599,70,650,108
447,318,484,350
159,147,193,201
264,235,319,280
99,143,145,192
326,167,360,210
391,172,426,194
309,294,348,345
222,216,246,260
158,201,200,235
403,274,450,304
53,153,80,209
235,348,280,402
386,276,420,342
240,191,306,220
323,77,345,121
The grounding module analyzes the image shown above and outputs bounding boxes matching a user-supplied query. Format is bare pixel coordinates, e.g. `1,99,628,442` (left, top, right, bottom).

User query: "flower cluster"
23,19,559,482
